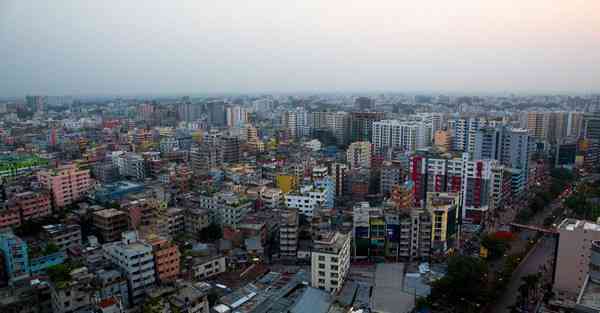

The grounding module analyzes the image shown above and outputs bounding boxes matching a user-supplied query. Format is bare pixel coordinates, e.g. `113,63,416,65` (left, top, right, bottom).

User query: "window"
318,263,325,269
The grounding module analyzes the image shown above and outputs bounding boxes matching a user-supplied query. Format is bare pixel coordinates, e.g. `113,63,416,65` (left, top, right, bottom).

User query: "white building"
191,255,227,280
311,231,351,293
449,118,488,153
372,120,429,153
285,185,329,218
103,231,155,305
282,108,309,138
346,141,372,169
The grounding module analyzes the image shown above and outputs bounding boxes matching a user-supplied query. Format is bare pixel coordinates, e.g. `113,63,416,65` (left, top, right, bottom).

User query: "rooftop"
558,218,600,232
93,208,125,218
372,263,415,313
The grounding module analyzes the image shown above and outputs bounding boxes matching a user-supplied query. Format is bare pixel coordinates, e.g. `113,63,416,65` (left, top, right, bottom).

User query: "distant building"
346,141,372,169
350,111,384,143
433,129,452,152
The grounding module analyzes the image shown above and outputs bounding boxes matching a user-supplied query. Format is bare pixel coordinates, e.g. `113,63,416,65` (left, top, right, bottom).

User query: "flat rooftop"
372,263,415,313
93,208,125,218
558,218,600,232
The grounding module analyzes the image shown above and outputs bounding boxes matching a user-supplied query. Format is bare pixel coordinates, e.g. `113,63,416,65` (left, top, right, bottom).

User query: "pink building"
11,191,52,220
0,207,21,228
0,191,52,228
38,164,93,208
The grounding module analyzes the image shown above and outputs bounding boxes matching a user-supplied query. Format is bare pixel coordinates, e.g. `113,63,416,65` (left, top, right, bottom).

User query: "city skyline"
2,0,600,96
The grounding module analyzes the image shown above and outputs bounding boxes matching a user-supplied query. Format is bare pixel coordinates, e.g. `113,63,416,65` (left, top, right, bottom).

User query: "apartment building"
37,164,93,208
554,219,600,299
41,224,82,251
311,231,351,293
189,255,227,280
279,208,299,259
50,267,94,313
103,231,156,305
147,236,180,284
6,191,52,222
184,208,210,236
93,208,129,243
346,141,372,169
285,185,330,218
426,192,460,253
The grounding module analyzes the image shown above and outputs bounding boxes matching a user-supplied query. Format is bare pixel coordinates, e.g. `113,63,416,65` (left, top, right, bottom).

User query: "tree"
430,256,489,310
481,234,510,260
198,223,222,242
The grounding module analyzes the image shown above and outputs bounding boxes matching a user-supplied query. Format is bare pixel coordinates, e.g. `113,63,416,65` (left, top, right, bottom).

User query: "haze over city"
2,0,600,96
3,2,600,313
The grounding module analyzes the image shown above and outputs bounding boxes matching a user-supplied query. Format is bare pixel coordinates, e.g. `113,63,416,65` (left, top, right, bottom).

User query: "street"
490,235,556,313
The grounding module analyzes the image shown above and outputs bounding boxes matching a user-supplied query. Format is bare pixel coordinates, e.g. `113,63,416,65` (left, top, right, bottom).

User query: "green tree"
430,256,489,310
481,234,510,260
198,223,223,241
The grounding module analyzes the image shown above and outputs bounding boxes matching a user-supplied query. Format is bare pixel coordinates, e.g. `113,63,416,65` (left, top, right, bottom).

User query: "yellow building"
276,175,298,194
426,192,460,252
433,130,452,152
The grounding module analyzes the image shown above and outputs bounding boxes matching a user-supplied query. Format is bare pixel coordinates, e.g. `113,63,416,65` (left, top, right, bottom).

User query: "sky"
1,0,600,96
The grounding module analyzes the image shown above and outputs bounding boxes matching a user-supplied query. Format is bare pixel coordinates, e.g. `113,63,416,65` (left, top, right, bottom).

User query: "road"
490,235,556,313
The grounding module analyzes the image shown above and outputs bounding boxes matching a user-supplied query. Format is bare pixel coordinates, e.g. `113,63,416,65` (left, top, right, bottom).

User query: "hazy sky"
1,0,599,96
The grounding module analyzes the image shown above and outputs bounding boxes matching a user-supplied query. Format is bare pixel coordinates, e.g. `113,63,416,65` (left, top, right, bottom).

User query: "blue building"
0,230,29,283
92,181,145,204
314,177,335,209
29,251,66,275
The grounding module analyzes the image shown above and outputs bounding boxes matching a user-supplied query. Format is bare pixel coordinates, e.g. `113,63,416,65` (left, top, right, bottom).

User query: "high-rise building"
372,120,429,152
37,164,93,208
449,118,487,153
426,192,460,253
568,112,585,138
584,112,600,142
190,143,223,175
355,96,374,111
225,105,248,128
546,112,569,144
103,231,156,305
525,111,548,141
433,130,452,152
350,112,385,143
380,160,404,197
311,231,351,293
279,209,299,259
207,101,226,126
346,141,372,169
221,135,240,164
554,219,600,299
473,126,533,192
309,111,350,146
282,108,309,139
